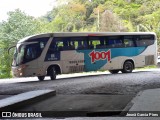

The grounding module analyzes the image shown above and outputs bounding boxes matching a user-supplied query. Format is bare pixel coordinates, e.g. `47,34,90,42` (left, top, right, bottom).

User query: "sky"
0,0,57,22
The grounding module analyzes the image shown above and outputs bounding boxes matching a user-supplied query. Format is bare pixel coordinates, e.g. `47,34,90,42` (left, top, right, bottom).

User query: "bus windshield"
12,42,40,66
11,37,49,67
12,44,25,66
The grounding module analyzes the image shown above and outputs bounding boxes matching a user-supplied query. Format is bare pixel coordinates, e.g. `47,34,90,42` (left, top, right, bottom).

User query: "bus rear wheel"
122,61,133,73
109,70,119,74
38,76,45,81
50,67,56,80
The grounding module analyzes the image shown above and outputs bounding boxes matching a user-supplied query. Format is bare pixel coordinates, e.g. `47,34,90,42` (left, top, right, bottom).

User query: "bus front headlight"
18,68,22,71
18,65,28,71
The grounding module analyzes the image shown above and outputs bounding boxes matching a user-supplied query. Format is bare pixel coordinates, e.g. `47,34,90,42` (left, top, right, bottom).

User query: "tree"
0,9,40,78
100,10,126,32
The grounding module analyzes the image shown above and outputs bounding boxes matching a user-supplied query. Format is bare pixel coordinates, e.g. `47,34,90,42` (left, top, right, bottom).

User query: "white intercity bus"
9,32,157,81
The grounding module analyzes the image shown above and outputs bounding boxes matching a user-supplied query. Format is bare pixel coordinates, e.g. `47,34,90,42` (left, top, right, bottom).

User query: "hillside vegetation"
0,0,160,78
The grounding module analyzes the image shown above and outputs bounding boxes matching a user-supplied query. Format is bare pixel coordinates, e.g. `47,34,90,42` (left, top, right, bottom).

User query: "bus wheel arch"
47,65,61,80
122,60,135,73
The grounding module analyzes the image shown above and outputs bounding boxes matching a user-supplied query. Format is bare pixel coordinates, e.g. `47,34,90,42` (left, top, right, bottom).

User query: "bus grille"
145,55,154,65
69,65,84,73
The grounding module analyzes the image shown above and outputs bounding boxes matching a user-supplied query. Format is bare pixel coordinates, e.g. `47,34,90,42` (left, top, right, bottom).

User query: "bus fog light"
18,68,22,71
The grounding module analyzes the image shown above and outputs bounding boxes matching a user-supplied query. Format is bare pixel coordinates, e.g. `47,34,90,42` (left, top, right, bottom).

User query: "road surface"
0,69,160,96
0,68,160,118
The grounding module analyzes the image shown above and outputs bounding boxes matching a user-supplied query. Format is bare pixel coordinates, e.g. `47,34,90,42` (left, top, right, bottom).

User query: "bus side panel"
77,47,147,71
100,56,132,70
132,56,145,68
40,40,156,75
21,59,38,77
136,44,157,65
102,44,156,70
61,51,85,74
41,44,155,75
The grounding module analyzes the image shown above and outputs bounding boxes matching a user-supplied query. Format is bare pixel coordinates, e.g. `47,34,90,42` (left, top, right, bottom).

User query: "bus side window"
77,41,83,49
68,39,76,50
56,41,64,51
105,36,123,48
124,39,134,47
74,41,78,49
107,39,115,48
123,36,134,47
114,39,123,48
88,37,101,49
136,35,154,47
96,37,105,49
69,37,87,50
48,37,60,52
88,41,94,49
40,42,45,49
77,41,86,50
68,41,75,50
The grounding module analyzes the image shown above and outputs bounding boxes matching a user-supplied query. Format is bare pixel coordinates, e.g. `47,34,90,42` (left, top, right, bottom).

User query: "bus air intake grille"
145,55,154,65
69,65,84,73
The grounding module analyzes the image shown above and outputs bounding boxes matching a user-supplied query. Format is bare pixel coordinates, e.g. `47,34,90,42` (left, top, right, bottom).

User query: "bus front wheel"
109,70,119,74
38,76,45,81
50,67,56,80
122,61,133,73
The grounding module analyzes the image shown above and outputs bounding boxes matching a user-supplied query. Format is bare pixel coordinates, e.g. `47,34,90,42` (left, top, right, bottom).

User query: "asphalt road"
0,69,160,96
1,68,160,118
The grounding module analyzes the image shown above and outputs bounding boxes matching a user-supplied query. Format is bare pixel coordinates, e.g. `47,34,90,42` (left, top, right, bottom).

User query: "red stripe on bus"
88,34,101,36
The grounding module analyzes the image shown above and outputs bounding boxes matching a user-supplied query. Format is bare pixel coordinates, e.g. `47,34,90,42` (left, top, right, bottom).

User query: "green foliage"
0,9,40,78
43,0,160,36
0,0,160,78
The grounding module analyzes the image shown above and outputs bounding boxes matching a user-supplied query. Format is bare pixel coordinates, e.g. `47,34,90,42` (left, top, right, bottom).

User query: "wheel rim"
125,63,132,72
53,69,56,75
50,67,56,80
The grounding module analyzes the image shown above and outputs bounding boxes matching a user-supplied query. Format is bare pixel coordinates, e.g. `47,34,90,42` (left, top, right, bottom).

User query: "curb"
0,89,56,111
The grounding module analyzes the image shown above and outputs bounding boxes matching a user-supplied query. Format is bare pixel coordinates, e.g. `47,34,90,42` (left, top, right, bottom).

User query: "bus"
9,32,157,81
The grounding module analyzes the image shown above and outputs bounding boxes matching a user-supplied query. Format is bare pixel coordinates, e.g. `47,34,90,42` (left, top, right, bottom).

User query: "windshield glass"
24,43,40,62
12,42,44,66
12,44,25,66
12,37,49,66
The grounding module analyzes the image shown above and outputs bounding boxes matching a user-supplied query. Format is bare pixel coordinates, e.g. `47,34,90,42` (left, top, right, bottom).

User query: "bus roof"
18,32,156,43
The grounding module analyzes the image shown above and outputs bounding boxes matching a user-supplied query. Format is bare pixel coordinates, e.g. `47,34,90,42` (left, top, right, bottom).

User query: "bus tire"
109,70,119,74
122,61,133,73
50,67,56,80
38,76,45,81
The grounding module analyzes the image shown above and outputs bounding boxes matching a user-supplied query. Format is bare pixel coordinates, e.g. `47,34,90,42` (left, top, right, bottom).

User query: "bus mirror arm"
8,46,16,54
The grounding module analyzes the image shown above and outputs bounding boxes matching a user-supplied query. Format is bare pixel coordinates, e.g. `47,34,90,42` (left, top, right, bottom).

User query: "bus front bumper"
12,66,25,77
